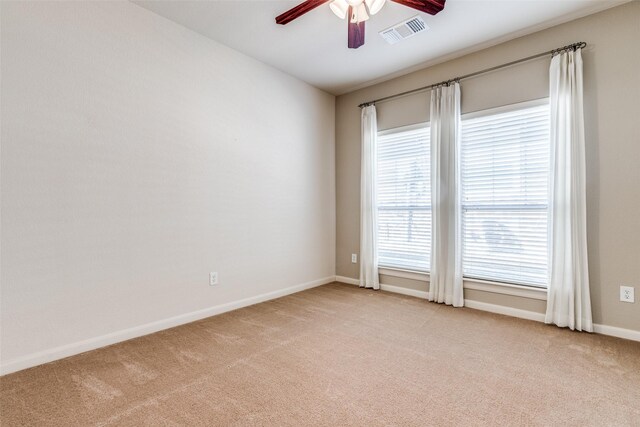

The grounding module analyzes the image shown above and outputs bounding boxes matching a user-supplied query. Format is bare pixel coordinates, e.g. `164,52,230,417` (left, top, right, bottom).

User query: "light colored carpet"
1,282,639,426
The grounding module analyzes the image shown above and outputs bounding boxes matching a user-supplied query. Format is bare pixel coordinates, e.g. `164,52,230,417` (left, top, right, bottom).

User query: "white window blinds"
377,126,431,271
461,103,550,287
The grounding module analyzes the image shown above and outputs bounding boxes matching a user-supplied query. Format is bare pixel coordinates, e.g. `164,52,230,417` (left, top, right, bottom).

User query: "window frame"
375,98,551,292
376,122,431,273
460,98,551,288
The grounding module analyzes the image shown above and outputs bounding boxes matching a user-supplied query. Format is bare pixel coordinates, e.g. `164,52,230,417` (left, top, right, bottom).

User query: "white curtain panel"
429,83,463,307
545,48,593,331
360,105,380,290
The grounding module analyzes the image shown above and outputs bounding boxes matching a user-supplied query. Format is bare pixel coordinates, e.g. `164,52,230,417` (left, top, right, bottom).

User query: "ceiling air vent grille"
379,16,429,45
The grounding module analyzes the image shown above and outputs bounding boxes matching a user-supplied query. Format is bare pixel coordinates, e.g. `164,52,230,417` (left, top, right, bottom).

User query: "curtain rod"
358,41,586,108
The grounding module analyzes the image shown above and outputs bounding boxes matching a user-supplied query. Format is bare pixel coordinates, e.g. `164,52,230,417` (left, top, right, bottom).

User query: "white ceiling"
133,0,627,94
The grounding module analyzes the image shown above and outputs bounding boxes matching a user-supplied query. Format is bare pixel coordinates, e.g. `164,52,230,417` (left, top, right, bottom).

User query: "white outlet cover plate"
210,272,218,286
620,285,634,303
352,254,357,263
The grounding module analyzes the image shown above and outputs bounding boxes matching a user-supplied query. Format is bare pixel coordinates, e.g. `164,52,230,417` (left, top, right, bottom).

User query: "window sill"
378,267,547,301
378,267,428,281
463,278,547,301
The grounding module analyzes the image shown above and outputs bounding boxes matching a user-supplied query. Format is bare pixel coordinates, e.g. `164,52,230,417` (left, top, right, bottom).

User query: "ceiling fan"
276,0,445,49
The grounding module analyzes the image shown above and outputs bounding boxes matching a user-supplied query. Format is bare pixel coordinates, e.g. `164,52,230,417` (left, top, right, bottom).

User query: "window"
461,102,550,287
376,125,431,271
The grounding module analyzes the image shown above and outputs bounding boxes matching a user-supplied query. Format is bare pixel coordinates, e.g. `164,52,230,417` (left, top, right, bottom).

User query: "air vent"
379,15,429,45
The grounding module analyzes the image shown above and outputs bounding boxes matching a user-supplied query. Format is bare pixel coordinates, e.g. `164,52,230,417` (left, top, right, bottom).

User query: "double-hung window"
375,101,550,288
376,125,431,272
460,101,550,287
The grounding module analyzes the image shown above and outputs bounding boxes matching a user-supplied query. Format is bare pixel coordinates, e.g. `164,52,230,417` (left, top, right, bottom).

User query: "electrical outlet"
209,272,218,286
620,286,634,303
351,254,358,264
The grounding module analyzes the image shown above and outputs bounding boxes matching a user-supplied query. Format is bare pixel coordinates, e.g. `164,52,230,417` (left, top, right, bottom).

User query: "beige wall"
336,2,640,331
0,1,335,367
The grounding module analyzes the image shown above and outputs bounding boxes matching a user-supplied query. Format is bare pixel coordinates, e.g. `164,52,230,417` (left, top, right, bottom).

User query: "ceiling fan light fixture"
329,0,349,19
365,0,386,15
275,0,446,49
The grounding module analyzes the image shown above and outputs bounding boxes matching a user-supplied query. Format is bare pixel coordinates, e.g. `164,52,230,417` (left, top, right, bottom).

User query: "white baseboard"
335,275,360,286
380,283,430,300
464,299,546,323
6,275,635,376
593,323,640,342
366,278,640,343
334,277,431,300
0,276,336,376
464,300,640,342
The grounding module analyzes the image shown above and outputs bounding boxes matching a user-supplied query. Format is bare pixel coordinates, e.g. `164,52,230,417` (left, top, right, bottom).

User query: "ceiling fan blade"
348,7,365,49
276,0,331,25
390,0,445,15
